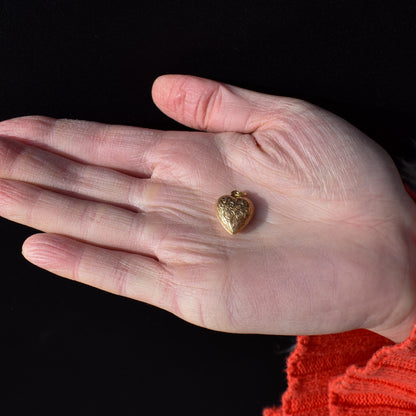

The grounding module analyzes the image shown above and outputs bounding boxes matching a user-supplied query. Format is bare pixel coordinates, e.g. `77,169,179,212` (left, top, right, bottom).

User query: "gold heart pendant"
216,191,255,235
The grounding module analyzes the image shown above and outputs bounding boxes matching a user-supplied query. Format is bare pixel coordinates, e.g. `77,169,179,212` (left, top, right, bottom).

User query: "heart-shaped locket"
216,191,255,234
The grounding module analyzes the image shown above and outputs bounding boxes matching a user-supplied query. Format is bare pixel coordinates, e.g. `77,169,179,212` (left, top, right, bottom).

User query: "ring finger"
0,178,165,258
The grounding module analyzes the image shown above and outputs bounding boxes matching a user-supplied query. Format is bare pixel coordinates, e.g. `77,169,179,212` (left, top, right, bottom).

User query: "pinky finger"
22,233,171,308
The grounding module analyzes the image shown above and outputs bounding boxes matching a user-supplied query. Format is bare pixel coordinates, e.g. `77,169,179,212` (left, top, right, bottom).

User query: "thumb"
151,74,286,133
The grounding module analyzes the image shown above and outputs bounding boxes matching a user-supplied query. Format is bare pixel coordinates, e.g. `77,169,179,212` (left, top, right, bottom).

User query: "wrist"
368,186,416,343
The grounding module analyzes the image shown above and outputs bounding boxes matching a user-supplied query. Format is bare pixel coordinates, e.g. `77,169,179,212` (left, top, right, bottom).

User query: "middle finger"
0,137,145,211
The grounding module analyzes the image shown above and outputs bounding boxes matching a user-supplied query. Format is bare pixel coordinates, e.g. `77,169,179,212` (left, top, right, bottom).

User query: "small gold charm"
216,191,255,235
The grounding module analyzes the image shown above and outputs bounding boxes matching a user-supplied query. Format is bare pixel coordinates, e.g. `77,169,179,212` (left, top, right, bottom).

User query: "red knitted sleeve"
264,187,416,415
264,326,416,415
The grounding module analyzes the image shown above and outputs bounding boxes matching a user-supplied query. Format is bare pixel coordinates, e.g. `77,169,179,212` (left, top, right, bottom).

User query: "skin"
0,74,415,342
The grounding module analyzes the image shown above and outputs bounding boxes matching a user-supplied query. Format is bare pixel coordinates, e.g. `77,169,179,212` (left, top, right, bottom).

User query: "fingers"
0,179,160,257
0,137,144,211
22,233,170,307
0,116,161,177
151,74,293,133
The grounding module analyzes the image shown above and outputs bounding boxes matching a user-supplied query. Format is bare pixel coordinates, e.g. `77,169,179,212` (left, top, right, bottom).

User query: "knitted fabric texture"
264,188,416,415
264,326,416,415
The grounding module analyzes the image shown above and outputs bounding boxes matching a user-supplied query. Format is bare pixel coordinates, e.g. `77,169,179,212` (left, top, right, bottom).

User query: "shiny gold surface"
216,191,254,234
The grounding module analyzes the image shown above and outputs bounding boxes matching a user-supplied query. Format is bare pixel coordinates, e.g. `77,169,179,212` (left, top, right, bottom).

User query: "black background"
2,1,415,415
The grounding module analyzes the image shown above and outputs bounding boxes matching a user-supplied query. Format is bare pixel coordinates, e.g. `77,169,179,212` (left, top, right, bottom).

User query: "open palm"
1,75,415,341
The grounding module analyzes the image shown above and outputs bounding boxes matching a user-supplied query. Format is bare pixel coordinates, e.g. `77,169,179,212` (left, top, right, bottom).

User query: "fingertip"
151,74,194,117
151,73,177,89
151,74,166,102
22,233,75,271
22,233,52,265
151,74,179,107
22,233,41,258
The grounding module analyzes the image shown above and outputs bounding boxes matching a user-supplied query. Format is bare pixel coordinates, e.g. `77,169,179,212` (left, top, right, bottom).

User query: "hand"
1,75,415,342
